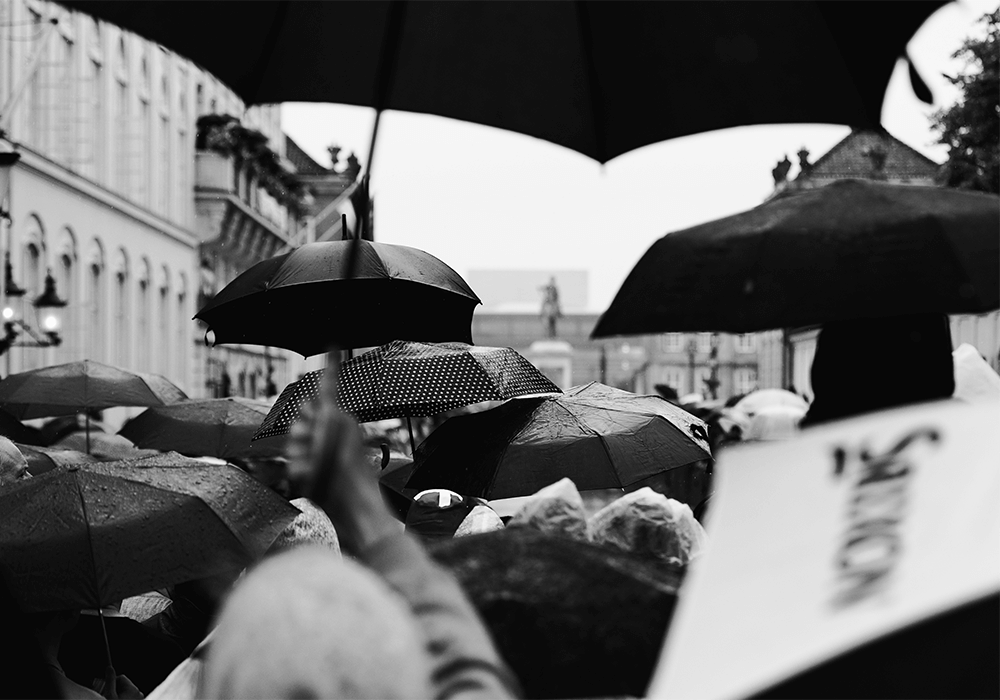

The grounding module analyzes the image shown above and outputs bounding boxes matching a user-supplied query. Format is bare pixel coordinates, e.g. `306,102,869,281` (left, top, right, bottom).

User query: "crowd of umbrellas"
2,1,999,698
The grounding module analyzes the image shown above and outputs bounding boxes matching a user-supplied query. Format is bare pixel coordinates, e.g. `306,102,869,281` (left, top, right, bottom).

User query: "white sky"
281,0,996,313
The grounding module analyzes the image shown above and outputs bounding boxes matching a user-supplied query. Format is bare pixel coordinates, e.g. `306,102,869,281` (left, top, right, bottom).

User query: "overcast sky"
282,0,995,313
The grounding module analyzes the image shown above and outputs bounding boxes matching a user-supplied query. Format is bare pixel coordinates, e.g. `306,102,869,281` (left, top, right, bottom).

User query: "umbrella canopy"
195,241,481,356
119,397,286,462
54,432,159,462
405,382,712,500
0,407,43,445
16,443,99,477
61,1,943,164
0,453,299,613
0,360,188,420
593,180,1000,337
253,341,561,440
648,399,999,699
733,388,809,419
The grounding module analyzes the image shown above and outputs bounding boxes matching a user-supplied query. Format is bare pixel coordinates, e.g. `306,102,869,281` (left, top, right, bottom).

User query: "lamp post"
0,149,67,366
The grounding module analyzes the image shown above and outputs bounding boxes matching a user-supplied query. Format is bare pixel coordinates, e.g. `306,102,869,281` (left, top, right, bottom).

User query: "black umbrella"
119,397,286,462
405,382,711,500
253,341,561,450
195,241,480,356
0,452,298,672
61,1,942,164
0,453,298,614
593,180,1000,337
0,360,189,453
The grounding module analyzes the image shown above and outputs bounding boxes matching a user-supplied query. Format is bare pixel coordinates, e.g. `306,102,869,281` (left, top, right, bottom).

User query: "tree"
931,9,999,194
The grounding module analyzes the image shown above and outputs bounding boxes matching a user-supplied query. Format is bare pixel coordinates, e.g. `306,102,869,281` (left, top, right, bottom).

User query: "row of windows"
11,216,191,390
657,333,757,353
9,0,268,226
654,367,758,397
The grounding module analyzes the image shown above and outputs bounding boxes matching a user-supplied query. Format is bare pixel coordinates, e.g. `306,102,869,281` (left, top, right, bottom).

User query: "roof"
284,135,330,176
796,128,940,183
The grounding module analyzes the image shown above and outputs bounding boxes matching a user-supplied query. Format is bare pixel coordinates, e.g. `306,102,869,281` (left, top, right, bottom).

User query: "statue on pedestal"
539,276,562,339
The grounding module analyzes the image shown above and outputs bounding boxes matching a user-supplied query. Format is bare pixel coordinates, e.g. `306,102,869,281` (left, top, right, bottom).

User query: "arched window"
176,272,188,387
114,250,130,367
158,265,171,377
136,259,151,372
86,241,106,362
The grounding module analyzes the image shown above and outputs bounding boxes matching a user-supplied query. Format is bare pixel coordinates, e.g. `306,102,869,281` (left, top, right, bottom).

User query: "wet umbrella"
0,360,188,452
119,397,286,462
61,2,943,165
0,406,43,445
593,180,1000,337
405,382,712,500
648,399,999,699
195,241,480,356
54,432,158,463
252,341,561,450
0,452,299,615
16,442,99,477
733,388,809,419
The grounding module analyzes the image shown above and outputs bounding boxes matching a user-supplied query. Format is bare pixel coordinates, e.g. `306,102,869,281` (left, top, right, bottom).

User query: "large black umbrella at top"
593,180,1000,337
61,1,944,164
196,240,481,356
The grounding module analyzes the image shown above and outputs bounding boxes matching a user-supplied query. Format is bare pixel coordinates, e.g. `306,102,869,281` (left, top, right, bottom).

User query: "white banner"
648,399,1000,699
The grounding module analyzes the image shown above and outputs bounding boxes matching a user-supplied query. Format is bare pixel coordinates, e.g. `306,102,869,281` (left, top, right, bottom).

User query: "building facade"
0,0,320,424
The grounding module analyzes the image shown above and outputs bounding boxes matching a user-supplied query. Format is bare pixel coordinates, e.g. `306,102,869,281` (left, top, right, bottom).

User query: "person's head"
200,546,432,699
267,498,341,556
802,313,955,427
0,436,29,485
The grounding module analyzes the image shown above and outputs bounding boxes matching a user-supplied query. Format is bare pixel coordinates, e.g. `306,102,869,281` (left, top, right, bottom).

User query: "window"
23,243,41,300
115,78,129,194
137,97,151,205
25,8,47,150
697,332,713,352
114,266,129,367
658,367,686,395
734,368,758,396
660,333,683,353
735,333,756,353
54,253,75,363
159,115,171,215
175,277,187,385
86,58,105,181
53,35,76,164
158,280,170,376
88,262,105,362
136,275,150,371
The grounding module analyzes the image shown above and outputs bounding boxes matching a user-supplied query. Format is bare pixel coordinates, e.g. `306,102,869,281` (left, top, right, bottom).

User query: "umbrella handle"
407,415,415,455
97,606,114,674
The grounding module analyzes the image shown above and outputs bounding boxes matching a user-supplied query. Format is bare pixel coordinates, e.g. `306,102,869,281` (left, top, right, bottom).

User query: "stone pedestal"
526,339,573,390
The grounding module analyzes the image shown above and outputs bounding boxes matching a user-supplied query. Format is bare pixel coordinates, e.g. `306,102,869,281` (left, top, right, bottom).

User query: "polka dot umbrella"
253,340,562,451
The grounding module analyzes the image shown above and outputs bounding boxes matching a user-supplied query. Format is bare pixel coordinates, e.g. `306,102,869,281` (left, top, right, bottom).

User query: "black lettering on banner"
830,427,941,610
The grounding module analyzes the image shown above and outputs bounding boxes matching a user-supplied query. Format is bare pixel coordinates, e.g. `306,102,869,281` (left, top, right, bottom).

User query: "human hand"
94,667,143,699
285,355,398,555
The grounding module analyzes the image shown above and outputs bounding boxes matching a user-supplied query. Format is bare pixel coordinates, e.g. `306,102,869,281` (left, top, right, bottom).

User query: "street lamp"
0,149,66,357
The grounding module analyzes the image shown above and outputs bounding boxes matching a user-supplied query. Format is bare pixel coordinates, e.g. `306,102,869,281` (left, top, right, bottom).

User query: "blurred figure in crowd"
199,370,519,699
802,313,954,427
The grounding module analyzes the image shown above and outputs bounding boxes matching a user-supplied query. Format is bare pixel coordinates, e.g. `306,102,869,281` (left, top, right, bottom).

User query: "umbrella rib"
573,1,608,163
550,402,623,488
